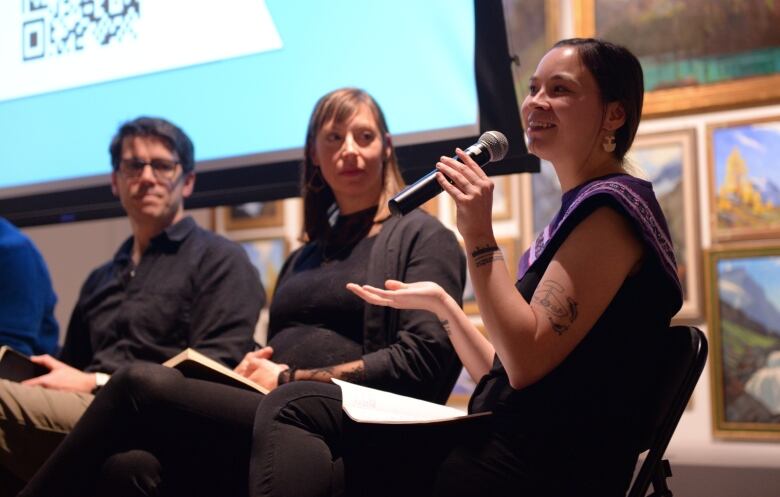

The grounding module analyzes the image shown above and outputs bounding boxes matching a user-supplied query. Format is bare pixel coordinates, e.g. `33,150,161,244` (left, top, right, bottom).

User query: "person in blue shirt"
0,217,58,356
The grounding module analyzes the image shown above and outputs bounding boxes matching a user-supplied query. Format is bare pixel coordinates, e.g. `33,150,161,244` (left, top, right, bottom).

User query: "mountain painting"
710,117,780,241
710,246,780,439
630,141,686,292
629,129,700,320
531,160,561,238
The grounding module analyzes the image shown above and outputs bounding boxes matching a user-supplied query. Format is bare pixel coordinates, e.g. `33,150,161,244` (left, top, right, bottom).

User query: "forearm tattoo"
471,245,504,268
339,367,367,384
299,365,366,384
440,319,452,336
298,366,335,382
532,280,578,335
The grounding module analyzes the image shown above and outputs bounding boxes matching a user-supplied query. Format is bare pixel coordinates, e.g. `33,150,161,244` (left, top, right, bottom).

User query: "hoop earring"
603,133,616,153
306,168,326,193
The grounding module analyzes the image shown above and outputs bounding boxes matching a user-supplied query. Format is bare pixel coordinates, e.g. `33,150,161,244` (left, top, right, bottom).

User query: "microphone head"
478,131,509,162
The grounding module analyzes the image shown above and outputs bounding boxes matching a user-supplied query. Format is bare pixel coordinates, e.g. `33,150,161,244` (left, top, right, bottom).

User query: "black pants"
19,363,264,497
249,381,532,497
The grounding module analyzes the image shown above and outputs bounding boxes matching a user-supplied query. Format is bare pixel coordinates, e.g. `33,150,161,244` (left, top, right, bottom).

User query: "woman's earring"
306,168,326,192
603,133,616,153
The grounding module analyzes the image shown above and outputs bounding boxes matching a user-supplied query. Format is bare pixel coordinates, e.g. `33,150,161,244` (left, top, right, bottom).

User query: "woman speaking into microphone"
250,38,682,497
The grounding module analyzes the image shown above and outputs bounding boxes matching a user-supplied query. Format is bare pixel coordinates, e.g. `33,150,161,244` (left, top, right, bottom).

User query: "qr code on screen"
22,0,140,61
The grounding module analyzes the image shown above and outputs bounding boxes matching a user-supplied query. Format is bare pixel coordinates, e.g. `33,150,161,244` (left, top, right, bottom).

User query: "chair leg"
647,459,673,497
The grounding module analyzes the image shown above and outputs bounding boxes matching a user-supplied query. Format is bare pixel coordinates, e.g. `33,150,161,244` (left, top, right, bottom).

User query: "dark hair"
301,88,404,242
109,116,195,174
553,38,644,161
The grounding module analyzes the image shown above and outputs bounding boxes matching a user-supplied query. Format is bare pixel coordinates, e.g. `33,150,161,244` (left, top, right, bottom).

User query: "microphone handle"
388,145,492,216
388,169,443,216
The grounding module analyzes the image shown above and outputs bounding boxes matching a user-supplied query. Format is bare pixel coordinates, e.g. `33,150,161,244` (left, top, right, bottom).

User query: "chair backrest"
626,325,708,497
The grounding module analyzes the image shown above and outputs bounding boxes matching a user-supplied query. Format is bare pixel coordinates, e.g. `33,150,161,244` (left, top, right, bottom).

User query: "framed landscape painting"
530,160,561,240
237,236,289,305
629,129,701,321
449,174,513,222
574,0,780,116
707,244,780,440
221,200,285,231
708,116,780,242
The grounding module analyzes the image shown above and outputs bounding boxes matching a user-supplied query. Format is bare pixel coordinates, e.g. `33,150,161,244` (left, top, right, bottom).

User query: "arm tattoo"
340,366,367,383
531,280,578,335
440,319,452,336
298,366,335,382
298,364,366,384
471,245,504,268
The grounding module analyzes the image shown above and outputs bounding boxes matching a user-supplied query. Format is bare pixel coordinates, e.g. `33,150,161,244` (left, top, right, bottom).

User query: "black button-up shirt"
59,216,265,371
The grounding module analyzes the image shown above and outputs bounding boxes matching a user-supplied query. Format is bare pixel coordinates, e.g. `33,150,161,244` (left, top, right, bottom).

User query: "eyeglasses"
118,158,180,181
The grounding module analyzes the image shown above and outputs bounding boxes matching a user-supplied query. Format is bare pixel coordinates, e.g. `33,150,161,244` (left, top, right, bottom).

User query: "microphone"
388,131,509,216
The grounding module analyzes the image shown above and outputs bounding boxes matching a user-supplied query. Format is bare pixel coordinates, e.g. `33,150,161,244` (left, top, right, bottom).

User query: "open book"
163,348,268,394
333,379,490,424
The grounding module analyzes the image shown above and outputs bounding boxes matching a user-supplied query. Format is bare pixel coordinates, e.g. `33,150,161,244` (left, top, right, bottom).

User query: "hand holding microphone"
388,131,508,216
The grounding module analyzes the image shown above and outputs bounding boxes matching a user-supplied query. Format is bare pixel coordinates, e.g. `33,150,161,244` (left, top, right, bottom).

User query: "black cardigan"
274,209,466,404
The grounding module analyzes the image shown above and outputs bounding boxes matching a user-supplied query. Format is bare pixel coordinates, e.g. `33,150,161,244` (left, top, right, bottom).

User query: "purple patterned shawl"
518,173,682,298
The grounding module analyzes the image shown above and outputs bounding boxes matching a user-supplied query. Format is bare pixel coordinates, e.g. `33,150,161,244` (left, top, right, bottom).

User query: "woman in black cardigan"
19,88,465,497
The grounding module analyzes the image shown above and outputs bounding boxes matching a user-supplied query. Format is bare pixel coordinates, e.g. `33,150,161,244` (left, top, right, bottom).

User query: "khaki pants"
0,379,93,481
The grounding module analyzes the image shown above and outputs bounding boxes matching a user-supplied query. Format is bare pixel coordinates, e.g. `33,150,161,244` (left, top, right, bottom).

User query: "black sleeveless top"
469,178,682,497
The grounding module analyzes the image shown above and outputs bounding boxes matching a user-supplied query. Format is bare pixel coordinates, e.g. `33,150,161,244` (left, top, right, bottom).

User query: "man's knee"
0,379,89,481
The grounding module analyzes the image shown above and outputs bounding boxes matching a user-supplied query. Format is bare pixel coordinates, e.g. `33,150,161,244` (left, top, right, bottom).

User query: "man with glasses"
0,117,265,489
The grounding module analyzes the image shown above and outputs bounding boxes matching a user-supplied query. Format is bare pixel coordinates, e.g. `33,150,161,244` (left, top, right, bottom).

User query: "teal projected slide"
0,0,477,194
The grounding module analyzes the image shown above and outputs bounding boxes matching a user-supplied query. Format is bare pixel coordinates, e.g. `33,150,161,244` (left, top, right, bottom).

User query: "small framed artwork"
463,237,518,315
221,200,285,231
573,0,780,116
237,236,289,304
448,174,514,224
707,244,780,440
491,175,513,221
529,160,561,240
708,116,780,242
629,128,701,321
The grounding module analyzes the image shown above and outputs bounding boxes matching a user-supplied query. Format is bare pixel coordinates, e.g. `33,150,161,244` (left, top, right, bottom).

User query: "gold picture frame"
707,244,780,440
220,200,285,231
573,0,780,117
707,115,780,242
